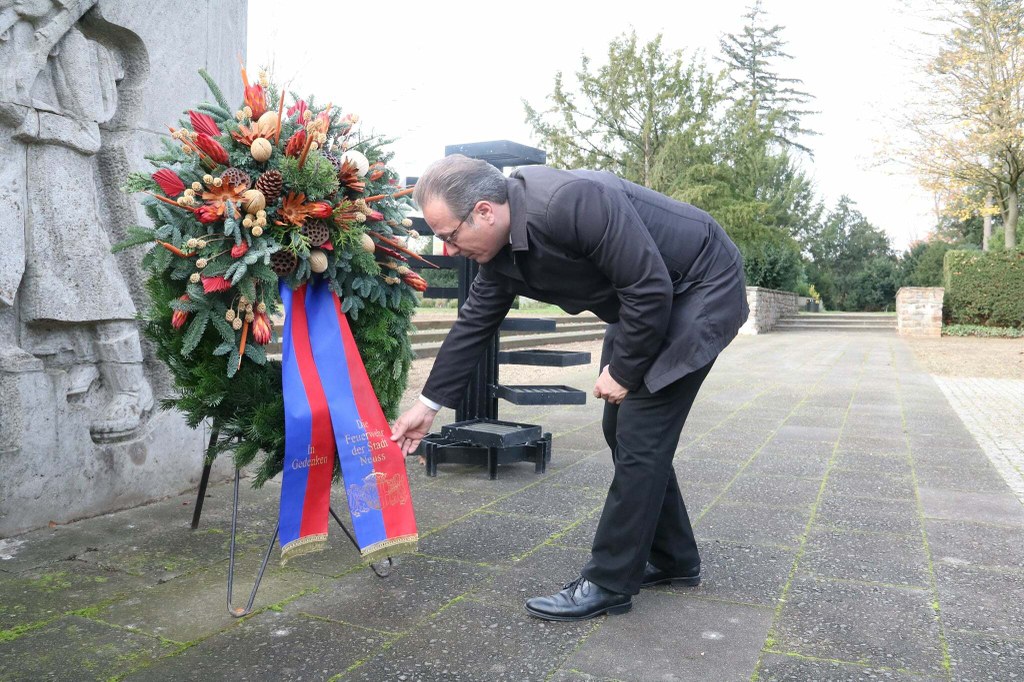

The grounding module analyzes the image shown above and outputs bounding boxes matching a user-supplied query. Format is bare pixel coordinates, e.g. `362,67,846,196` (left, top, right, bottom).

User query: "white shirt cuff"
418,394,442,412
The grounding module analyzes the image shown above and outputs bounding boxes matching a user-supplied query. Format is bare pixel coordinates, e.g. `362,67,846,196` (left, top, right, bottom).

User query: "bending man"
391,155,749,622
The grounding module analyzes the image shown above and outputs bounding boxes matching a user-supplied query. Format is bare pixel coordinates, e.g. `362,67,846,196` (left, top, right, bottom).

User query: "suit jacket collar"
507,173,529,252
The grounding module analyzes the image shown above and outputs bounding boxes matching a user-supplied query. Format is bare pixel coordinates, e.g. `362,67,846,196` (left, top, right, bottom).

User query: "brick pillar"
896,287,944,337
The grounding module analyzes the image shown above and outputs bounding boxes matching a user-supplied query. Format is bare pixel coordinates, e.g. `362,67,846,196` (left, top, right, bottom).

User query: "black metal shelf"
497,349,592,367
493,384,588,406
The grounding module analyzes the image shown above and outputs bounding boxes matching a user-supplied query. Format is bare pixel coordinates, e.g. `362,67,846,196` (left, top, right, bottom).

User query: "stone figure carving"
0,0,152,442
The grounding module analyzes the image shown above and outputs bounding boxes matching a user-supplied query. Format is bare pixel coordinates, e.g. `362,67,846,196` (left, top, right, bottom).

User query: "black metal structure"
408,140,593,478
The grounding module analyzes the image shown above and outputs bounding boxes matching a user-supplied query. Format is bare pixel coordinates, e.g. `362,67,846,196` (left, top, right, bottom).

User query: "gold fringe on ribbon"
280,532,328,565
359,533,419,565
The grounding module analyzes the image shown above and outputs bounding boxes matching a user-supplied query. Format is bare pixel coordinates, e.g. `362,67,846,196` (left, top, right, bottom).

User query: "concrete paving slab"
695,503,811,549
835,451,913,476
288,554,496,636
122,611,394,681
757,653,942,681
0,615,176,681
565,592,773,681
773,576,946,675
346,599,592,681
824,468,916,501
746,447,833,478
925,518,1024,571
719,473,822,509
914,464,1013,494
815,494,921,536
918,488,1024,526
800,527,931,588
0,558,145,631
95,560,325,643
934,564,1024,640
468,544,592,611
418,512,568,565
489,481,607,523
946,630,1024,682
681,540,794,607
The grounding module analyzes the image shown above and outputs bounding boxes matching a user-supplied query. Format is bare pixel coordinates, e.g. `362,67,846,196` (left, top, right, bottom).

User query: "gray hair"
413,154,508,218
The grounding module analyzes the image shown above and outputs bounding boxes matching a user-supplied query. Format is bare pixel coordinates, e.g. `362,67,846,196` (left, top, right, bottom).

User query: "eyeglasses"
440,207,473,246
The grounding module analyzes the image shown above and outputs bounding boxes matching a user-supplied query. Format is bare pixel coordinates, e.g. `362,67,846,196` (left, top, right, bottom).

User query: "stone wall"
739,287,799,335
0,0,247,536
897,287,944,337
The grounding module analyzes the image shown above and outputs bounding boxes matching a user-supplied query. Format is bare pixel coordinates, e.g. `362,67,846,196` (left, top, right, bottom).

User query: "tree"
804,197,894,310
718,0,817,153
523,31,719,188
904,0,1024,250
900,239,957,287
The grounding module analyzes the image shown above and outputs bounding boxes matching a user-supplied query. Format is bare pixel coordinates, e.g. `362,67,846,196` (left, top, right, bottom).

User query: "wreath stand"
190,426,393,618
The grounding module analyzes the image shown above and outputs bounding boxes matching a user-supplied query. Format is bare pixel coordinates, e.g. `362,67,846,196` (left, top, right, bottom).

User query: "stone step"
411,321,607,344
789,313,897,321
412,328,607,359
776,318,896,328
774,323,896,332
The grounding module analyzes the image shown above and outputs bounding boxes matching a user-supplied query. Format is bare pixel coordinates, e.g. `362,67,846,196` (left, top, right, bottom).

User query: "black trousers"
581,360,714,595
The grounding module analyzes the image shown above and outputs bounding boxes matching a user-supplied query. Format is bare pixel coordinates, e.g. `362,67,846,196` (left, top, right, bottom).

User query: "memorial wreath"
116,66,424,562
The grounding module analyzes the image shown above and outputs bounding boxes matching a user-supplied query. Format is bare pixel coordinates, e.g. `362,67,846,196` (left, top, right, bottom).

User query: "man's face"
422,198,506,264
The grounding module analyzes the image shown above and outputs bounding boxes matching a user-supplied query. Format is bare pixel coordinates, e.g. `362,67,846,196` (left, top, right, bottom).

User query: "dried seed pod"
270,250,298,276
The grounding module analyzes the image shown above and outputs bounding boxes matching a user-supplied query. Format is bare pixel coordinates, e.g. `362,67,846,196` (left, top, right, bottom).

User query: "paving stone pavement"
2,331,1024,681
932,376,1024,503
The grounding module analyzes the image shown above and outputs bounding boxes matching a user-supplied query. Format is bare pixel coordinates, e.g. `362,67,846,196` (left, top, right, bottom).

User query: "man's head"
414,154,511,263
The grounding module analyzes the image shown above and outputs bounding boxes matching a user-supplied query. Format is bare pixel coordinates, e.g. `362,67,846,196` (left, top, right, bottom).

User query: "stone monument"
0,0,247,535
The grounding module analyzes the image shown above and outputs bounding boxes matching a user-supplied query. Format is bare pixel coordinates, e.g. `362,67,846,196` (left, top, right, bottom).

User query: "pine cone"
301,219,330,247
322,152,342,174
221,167,251,189
270,250,298,276
255,170,283,205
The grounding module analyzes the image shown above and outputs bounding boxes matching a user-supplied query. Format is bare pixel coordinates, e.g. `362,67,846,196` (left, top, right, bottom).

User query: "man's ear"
475,200,495,225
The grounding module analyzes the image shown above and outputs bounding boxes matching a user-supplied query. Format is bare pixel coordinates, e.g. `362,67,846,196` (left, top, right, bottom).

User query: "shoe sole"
640,574,701,588
523,602,632,622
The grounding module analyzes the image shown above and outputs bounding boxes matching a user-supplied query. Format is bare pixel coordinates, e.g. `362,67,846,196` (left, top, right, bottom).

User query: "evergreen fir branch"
122,172,161,194
111,226,156,253
182,309,210,355
196,102,233,122
210,313,236,345
213,341,234,356
199,68,231,111
229,263,248,285
243,342,267,364
226,349,240,378
238,278,257,303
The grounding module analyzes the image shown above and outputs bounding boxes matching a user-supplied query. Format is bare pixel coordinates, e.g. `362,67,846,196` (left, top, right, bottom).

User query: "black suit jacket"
422,166,749,408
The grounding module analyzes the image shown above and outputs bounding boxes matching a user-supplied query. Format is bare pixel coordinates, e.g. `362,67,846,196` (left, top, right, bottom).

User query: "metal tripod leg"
329,506,393,578
191,425,220,530
226,467,279,618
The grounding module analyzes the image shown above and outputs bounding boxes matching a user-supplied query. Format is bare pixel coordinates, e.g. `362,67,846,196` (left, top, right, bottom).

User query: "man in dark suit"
391,155,749,621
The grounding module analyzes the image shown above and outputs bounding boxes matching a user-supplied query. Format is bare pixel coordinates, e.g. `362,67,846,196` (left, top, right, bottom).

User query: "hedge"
943,250,1024,327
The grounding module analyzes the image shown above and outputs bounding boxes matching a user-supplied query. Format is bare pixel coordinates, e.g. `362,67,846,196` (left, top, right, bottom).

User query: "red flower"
321,241,334,251
152,169,185,197
307,202,333,219
195,133,228,165
231,242,249,258
284,129,306,157
245,84,267,120
171,295,190,329
189,110,221,137
287,99,308,120
366,210,384,222
195,204,220,223
201,275,232,293
251,311,272,345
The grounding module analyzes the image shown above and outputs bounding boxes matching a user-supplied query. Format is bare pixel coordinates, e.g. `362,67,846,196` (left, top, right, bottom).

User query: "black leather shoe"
524,577,632,621
640,562,701,588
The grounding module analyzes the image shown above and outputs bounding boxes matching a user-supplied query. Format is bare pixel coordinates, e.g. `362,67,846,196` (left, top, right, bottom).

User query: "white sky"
247,0,937,251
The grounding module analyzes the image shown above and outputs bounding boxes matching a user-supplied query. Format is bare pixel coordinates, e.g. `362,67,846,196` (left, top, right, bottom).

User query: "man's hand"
390,400,439,457
593,366,629,405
